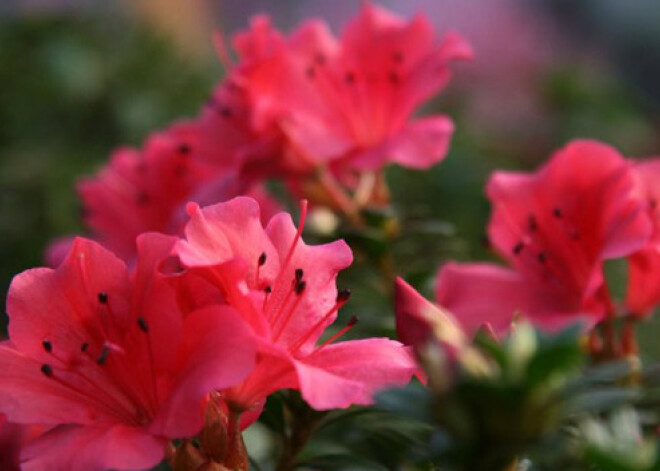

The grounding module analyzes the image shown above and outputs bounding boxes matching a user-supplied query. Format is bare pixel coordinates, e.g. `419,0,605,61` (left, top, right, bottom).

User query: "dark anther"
177,143,191,155
347,315,359,327
295,280,307,296
528,215,538,232
345,72,356,84
537,252,547,264
513,242,524,255
98,292,108,304
137,317,149,333
97,346,110,366
264,285,272,294
553,207,562,218
571,231,581,241
336,288,351,303
388,71,400,84
392,51,404,63
81,342,89,352
295,268,304,282
306,66,316,79
41,364,54,378
220,106,232,118
42,339,53,353
258,252,267,266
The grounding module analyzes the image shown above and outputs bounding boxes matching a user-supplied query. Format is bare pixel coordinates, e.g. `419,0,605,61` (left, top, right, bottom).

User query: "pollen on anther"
177,143,191,155
264,285,272,294
553,207,562,218
137,317,149,333
258,252,267,266
528,215,538,232
81,342,89,352
41,364,54,378
97,347,110,365
513,242,524,255
295,280,306,295
97,292,108,304
42,339,53,353
537,252,547,264
295,268,304,281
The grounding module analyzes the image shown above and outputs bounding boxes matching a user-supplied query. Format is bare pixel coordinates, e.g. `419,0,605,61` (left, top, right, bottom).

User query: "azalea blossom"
172,196,417,421
436,140,652,335
0,235,256,471
47,121,279,266
627,158,660,315
206,3,471,180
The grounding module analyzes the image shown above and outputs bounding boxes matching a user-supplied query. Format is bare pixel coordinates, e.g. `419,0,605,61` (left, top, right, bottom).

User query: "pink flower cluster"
1,198,417,470
5,5,469,466
9,1,660,469
397,140,660,355
46,3,469,265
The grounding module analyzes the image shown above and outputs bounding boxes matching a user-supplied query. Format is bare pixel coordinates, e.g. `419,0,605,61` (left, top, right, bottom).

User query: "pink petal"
21,424,165,471
394,277,465,349
294,339,416,410
351,116,454,170
0,345,106,425
43,236,74,268
486,139,651,310
435,262,600,336
631,158,660,246
150,305,256,438
177,197,280,287
7,237,130,362
132,233,183,371
627,247,660,316
265,212,353,351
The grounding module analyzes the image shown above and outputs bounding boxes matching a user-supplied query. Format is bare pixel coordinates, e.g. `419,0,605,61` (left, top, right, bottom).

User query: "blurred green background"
2,0,660,352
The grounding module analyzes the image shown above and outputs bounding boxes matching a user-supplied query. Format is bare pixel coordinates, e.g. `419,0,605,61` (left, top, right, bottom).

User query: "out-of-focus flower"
627,158,660,316
173,197,417,423
394,277,490,386
0,236,256,471
231,3,471,177
436,140,652,335
47,121,279,266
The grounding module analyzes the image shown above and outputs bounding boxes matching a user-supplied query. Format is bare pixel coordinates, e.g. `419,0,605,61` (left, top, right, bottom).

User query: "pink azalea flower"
436,140,652,335
0,235,256,471
48,121,279,266
626,158,660,315
173,196,417,420
214,3,471,178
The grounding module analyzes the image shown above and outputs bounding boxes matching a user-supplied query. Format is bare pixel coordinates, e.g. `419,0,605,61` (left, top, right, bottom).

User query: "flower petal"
150,305,256,437
21,424,165,471
394,277,465,350
294,339,416,410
